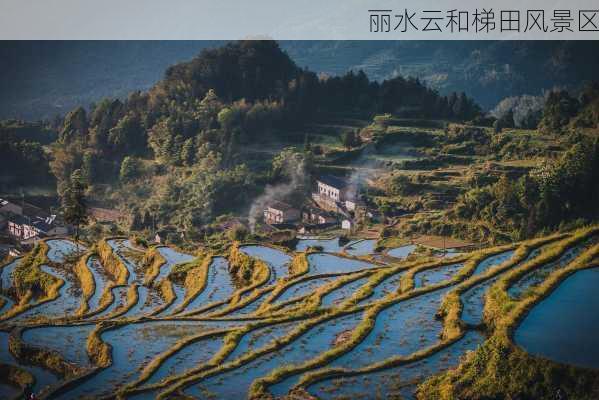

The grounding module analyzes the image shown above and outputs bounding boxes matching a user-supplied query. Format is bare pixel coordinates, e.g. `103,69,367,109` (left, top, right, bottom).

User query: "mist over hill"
1,40,598,120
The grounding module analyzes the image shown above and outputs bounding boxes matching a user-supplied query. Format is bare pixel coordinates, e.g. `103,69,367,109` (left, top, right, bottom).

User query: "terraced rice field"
0,228,598,399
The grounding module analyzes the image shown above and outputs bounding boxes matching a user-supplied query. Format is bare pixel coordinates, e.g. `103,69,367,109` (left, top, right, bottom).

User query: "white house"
341,219,353,230
263,201,300,225
316,175,350,203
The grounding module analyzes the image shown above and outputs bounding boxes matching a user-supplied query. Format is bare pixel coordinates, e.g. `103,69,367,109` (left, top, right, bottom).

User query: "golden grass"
97,238,128,285
142,246,167,287
86,323,113,368
73,252,95,316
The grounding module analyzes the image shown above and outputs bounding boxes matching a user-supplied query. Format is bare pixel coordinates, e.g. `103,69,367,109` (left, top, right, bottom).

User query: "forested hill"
2,41,599,120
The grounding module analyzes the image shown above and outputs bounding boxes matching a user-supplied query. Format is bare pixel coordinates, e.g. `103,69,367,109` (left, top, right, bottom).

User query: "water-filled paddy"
86,256,108,312
1,257,20,290
307,253,377,275
305,330,485,400
143,333,226,386
107,239,141,284
22,324,95,367
180,256,235,314
0,294,14,315
387,244,417,259
273,276,336,304
123,286,164,318
3,234,593,399
344,239,378,256
186,312,365,399
12,265,80,322
240,245,291,281
155,247,195,284
320,276,370,307
54,321,228,399
329,288,449,370
46,239,85,263
93,285,128,319
295,238,345,253
0,331,59,395
413,262,463,288
515,267,599,369
508,242,592,299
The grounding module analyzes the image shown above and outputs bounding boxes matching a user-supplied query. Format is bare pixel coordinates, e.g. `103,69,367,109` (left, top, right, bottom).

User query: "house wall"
317,182,342,201
264,207,299,224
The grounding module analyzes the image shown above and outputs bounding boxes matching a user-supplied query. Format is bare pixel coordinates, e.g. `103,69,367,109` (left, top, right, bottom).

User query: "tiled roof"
317,175,349,189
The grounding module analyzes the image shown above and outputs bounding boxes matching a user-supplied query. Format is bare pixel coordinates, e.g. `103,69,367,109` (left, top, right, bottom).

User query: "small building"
316,175,350,203
263,201,300,225
8,214,42,240
302,207,337,225
7,214,67,241
341,219,353,230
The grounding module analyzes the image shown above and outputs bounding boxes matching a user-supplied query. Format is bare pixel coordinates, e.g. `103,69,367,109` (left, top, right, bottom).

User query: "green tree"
62,169,88,248
119,156,139,182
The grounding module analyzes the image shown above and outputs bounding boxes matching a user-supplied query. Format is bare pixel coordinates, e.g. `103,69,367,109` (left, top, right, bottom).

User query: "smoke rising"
248,151,307,231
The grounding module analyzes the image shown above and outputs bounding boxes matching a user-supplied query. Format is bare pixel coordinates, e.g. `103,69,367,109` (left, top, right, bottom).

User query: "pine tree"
119,156,138,182
62,169,88,249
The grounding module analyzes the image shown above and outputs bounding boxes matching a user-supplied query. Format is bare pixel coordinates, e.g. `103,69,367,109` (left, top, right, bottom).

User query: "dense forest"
39,40,478,237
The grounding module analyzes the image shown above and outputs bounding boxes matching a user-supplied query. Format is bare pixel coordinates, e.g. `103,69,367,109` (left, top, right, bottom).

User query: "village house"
315,175,350,203
2,197,67,242
263,201,300,225
302,207,337,225
7,214,68,241
311,175,369,220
